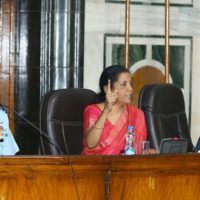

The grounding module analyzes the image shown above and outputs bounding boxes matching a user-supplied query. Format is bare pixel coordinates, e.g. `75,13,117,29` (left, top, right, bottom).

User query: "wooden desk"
0,154,200,200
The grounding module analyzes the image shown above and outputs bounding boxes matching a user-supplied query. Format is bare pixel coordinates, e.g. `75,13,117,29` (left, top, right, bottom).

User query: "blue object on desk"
0,108,19,155
195,137,200,152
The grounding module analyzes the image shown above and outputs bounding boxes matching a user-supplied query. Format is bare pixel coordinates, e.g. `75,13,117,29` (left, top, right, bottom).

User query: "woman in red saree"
81,65,147,155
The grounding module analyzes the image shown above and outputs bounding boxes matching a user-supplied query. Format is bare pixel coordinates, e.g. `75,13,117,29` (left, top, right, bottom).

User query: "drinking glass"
137,141,150,155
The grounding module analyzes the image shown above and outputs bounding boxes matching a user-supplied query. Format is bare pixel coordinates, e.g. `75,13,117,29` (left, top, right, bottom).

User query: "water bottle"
125,126,135,155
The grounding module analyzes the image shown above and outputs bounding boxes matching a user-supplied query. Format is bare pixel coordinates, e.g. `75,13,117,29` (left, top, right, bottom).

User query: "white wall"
84,0,200,146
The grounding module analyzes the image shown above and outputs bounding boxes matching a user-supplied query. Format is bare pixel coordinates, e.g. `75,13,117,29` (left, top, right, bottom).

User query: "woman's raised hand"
105,79,118,111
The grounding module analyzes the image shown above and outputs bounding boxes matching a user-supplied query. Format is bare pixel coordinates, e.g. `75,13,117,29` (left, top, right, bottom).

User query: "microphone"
1,104,80,199
142,103,186,138
0,104,63,155
141,103,195,152
0,138,4,143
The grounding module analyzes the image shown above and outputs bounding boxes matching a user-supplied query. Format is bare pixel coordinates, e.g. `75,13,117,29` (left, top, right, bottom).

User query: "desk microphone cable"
61,123,80,200
1,104,63,155
142,104,195,152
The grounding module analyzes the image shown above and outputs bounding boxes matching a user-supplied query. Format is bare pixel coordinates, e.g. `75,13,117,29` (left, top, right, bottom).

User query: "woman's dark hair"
96,65,130,103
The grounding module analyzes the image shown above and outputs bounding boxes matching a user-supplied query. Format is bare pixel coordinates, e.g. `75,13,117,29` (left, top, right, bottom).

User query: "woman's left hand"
149,148,159,154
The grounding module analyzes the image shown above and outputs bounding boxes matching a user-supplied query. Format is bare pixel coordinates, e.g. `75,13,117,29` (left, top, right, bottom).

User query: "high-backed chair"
138,83,194,152
39,88,97,155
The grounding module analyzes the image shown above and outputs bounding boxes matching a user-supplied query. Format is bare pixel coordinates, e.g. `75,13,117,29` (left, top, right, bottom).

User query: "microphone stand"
142,104,195,152
1,104,64,155
2,104,80,199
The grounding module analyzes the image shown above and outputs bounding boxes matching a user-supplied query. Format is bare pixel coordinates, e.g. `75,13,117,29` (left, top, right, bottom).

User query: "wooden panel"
0,154,200,200
131,66,165,107
110,154,200,200
0,0,15,133
0,156,110,200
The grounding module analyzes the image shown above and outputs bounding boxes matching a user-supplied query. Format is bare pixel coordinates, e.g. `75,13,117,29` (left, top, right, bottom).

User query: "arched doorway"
130,59,173,107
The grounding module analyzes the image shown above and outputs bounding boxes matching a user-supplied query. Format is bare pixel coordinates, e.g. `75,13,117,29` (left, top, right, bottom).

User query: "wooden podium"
0,154,200,200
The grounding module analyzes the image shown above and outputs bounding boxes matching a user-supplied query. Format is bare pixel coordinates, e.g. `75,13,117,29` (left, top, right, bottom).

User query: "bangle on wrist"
93,125,104,129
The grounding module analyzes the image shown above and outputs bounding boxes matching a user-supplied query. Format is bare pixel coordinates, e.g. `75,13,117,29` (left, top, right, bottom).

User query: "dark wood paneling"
0,0,15,132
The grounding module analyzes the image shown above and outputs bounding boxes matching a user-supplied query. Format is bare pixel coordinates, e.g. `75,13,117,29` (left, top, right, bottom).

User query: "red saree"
81,104,147,155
